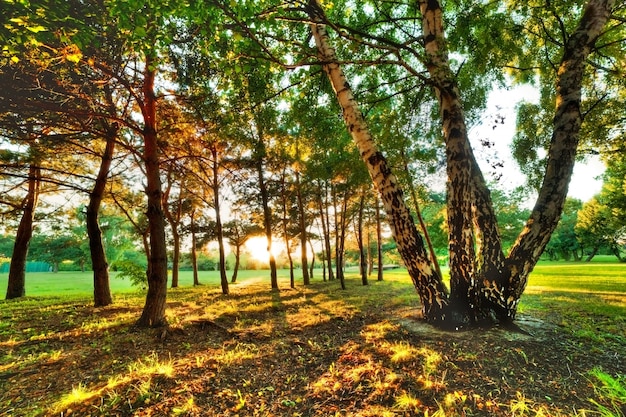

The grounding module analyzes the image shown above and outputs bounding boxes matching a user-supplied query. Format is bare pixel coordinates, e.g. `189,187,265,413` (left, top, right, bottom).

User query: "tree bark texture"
137,60,169,328
6,164,40,299
211,144,229,295
88,122,116,307
255,138,278,289
295,170,310,285
309,3,449,322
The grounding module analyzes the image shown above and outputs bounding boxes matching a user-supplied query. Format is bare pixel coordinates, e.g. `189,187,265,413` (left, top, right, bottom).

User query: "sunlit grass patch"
53,383,99,413
127,352,175,378
394,390,421,411
361,320,400,342
215,342,259,366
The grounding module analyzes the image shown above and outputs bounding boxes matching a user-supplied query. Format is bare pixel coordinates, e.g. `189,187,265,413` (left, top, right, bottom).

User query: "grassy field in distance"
0,254,623,298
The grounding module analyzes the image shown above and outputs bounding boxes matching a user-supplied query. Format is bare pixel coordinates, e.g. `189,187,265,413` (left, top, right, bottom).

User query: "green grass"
0,258,624,299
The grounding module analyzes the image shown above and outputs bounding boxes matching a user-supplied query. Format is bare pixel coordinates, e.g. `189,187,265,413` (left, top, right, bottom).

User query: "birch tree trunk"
308,1,449,323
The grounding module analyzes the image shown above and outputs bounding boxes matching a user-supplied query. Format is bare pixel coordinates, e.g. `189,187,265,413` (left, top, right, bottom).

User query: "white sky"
471,85,604,202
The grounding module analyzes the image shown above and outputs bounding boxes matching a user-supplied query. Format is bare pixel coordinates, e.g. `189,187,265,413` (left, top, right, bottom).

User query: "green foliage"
111,259,147,288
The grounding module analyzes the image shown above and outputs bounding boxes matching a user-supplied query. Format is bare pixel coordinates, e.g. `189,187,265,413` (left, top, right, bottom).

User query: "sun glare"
245,236,272,262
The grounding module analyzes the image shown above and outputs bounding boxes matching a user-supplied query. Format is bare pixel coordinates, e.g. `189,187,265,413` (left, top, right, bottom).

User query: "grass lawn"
0,261,624,416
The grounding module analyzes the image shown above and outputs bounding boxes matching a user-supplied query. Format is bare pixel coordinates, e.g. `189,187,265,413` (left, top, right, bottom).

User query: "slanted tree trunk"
309,0,613,326
505,0,615,301
137,58,168,328
309,5,449,322
88,121,116,307
6,164,40,299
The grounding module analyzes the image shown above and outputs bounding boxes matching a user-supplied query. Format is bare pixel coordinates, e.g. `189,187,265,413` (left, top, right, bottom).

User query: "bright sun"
245,236,272,262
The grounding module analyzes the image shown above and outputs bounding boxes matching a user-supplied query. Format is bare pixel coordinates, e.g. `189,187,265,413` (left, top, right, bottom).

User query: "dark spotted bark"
419,0,615,324
309,3,449,323
310,0,613,326
88,121,117,307
506,0,616,294
6,164,40,300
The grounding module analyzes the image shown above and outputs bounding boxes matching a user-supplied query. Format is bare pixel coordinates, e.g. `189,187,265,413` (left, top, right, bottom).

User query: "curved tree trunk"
295,170,310,285
137,60,169,328
88,122,116,307
6,164,40,299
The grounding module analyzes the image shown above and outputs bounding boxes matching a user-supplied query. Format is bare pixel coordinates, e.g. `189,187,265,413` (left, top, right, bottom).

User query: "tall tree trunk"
356,192,368,286
162,175,181,289
401,149,443,280
506,0,615,297
256,139,278,290
190,209,201,286
6,164,40,299
309,5,449,322
280,169,296,288
295,170,310,285
88,122,116,307
375,196,383,281
211,144,229,295
137,59,168,328
317,181,333,281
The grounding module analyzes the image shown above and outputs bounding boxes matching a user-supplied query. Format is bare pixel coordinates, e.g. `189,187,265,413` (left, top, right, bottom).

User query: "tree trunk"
295,170,310,285
137,59,168,328
332,183,346,289
280,169,296,288
401,149,443,280
309,7,448,321
375,196,383,281
356,192,368,285
190,209,201,286
211,144,229,295
88,122,116,307
162,176,181,289
231,243,241,283
317,181,333,281
6,164,40,299
308,239,315,279
506,0,615,291
255,139,278,290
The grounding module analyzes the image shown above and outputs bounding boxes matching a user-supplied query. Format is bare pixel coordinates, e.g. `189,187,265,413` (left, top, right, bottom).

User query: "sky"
471,85,605,203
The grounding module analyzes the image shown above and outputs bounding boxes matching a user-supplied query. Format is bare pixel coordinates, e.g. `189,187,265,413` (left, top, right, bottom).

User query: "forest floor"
1,272,625,417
